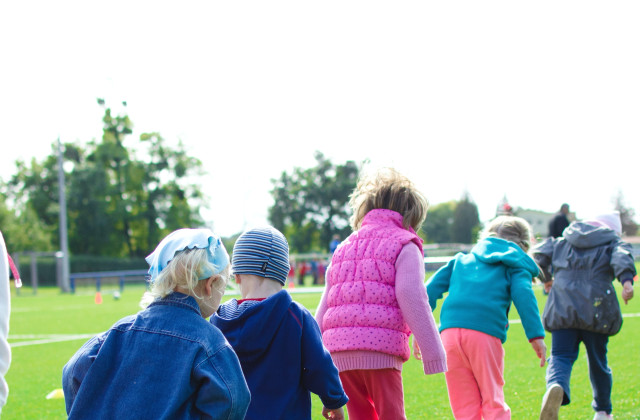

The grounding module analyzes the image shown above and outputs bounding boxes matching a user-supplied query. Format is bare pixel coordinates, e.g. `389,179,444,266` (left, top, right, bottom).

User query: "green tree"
422,201,456,243
422,194,481,244
4,101,205,258
66,150,115,255
613,191,638,236
268,152,359,253
452,191,480,244
5,146,67,249
93,102,136,255
136,132,205,252
0,192,53,253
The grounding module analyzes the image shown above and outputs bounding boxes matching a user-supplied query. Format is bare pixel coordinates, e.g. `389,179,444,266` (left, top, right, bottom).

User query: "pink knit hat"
593,211,622,235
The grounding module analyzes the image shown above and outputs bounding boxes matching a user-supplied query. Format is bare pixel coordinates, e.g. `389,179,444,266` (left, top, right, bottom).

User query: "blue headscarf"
145,228,229,283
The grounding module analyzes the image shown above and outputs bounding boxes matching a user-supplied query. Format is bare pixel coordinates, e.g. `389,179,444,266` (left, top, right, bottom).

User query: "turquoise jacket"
426,237,545,343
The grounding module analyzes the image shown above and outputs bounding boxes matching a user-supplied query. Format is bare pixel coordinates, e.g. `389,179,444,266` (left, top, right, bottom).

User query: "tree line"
2,102,635,258
0,101,204,258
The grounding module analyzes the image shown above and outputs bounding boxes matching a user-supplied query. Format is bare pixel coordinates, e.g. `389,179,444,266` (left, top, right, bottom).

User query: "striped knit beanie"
232,226,290,285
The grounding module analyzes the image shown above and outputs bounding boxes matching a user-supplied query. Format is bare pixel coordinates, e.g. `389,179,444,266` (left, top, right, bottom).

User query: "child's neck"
240,276,283,300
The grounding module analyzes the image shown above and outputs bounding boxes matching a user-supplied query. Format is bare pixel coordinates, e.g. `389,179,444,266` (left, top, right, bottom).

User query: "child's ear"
203,276,215,297
234,274,242,285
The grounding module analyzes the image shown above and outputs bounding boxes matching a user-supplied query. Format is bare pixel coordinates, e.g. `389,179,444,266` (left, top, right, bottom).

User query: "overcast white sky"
1,1,639,237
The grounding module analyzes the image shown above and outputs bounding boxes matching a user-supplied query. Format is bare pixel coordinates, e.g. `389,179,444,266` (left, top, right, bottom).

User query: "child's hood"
471,237,539,276
562,221,618,249
212,290,293,364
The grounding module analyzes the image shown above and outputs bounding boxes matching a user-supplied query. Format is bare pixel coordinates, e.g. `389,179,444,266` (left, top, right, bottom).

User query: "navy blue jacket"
211,290,348,420
63,292,250,420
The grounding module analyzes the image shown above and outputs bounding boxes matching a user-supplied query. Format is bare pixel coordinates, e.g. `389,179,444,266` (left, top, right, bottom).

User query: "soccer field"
5,281,640,419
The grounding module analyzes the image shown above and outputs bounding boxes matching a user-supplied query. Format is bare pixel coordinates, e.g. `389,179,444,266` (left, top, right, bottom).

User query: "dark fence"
69,269,148,293
12,253,147,288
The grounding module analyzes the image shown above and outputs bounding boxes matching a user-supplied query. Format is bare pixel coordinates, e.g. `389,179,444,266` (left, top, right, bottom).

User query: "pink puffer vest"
321,209,423,360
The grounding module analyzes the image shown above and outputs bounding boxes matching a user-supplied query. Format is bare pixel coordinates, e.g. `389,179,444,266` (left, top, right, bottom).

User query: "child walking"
315,167,447,420
210,226,348,420
62,228,250,419
426,216,547,420
534,211,636,420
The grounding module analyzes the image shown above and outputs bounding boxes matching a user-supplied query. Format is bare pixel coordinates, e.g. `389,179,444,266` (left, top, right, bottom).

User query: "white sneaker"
539,383,564,420
593,411,613,420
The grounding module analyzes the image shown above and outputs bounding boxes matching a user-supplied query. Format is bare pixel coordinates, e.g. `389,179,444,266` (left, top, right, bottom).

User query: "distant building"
518,208,576,239
622,235,640,259
517,209,553,238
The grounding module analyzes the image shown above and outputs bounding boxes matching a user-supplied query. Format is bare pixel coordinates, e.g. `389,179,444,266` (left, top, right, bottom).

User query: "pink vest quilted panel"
322,209,423,360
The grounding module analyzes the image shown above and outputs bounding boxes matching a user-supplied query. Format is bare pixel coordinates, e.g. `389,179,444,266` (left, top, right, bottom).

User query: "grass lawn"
4,276,640,419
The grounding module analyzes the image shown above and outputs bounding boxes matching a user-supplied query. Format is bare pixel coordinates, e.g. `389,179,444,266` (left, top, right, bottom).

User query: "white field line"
10,334,98,348
12,304,104,313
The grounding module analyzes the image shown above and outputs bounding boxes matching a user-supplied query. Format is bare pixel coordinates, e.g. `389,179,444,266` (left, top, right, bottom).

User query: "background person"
329,234,341,254
535,211,635,420
548,204,571,238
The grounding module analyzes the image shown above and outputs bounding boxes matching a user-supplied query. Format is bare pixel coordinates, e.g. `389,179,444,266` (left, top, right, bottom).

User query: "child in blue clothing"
62,228,250,420
426,216,547,419
211,226,348,420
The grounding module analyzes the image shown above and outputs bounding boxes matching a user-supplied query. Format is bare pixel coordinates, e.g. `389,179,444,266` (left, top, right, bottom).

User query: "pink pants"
339,368,406,420
441,328,510,420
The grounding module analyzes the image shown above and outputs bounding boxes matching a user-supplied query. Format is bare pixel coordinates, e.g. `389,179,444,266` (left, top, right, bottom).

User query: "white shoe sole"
540,384,564,420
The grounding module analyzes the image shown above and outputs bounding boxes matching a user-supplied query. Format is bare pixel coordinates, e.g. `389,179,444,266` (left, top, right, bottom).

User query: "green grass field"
5,277,640,419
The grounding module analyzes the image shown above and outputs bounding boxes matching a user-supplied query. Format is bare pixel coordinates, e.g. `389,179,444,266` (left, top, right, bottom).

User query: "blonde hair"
349,167,428,231
481,215,533,252
139,248,229,308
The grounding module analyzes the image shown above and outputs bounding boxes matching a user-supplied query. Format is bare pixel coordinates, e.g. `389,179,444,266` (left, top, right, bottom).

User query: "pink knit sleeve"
395,243,447,375
314,265,330,333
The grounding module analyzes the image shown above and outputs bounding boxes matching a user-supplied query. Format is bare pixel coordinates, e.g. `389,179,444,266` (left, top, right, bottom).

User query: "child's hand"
544,281,553,294
322,406,344,420
622,282,634,304
412,338,422,361
531,338,547,367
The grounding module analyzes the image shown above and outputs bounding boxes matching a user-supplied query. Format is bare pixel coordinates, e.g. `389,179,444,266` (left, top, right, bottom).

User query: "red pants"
442,328,510,420
339,368,406,420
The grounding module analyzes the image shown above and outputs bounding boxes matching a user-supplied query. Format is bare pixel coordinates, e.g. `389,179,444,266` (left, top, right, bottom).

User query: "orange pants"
442,328,510,420
339,368,406,420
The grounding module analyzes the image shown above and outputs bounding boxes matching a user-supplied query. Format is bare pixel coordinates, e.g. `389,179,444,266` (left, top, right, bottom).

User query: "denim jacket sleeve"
62,333,106,415
194,344,250,420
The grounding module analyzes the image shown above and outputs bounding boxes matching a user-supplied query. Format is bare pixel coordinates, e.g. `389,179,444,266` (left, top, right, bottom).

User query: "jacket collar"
362,209,405,229
360,209,422,248
148,292,202,316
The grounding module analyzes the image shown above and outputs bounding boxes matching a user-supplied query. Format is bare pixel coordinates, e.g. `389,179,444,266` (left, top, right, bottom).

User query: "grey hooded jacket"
533,222,636,336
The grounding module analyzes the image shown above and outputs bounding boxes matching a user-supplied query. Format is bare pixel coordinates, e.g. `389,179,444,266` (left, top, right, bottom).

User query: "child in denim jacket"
63,228,250,419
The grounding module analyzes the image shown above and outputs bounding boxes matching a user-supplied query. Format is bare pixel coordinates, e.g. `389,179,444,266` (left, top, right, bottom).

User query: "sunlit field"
5,273,640,419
